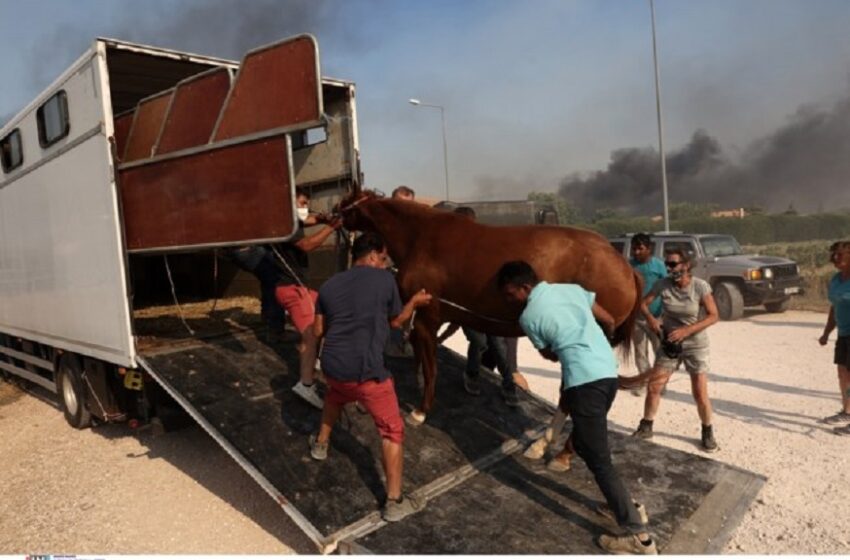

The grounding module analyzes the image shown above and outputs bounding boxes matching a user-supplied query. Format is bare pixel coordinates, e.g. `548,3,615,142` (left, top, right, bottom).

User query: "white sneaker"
293,381,323,409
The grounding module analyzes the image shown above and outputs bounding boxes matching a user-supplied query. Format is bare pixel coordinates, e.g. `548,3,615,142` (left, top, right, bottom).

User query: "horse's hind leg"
408,315,439,426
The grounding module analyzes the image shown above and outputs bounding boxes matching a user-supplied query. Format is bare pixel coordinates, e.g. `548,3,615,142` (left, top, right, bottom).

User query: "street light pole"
650,0,670,232
409,98,450,202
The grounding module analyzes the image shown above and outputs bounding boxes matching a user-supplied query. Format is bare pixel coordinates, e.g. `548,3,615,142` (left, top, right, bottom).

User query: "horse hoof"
406,410,426,426
523,437,548,460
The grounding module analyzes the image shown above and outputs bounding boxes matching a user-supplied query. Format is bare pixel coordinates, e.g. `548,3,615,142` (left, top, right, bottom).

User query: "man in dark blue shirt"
311,231,432,522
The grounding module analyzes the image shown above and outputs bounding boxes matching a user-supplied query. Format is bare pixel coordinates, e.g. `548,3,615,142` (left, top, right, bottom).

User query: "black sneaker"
632,419,653,440
701,425,719,453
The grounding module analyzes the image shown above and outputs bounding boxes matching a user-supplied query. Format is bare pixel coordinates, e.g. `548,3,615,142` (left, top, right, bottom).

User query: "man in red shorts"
273,187,341,409
310,231,432,522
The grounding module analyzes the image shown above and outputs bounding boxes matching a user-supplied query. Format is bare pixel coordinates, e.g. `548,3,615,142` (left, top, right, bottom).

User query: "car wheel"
56,354,92,429
765,299,791,313
714,281,744,321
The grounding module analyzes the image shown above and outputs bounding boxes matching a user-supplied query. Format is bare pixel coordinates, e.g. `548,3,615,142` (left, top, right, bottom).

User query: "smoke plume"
560,94,850,216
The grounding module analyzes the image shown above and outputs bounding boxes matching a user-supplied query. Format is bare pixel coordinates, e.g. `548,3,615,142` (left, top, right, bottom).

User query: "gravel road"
1,309,847,553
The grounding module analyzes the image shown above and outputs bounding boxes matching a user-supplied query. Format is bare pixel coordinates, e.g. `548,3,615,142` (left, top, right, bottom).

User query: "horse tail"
612,269,643,363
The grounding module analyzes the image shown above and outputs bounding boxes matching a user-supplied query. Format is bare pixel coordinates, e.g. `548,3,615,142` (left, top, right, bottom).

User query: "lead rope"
163,254,196,336
209,249,219,315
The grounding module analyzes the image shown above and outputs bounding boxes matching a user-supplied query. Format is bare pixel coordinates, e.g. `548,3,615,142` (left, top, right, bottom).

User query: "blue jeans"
462,327,515,391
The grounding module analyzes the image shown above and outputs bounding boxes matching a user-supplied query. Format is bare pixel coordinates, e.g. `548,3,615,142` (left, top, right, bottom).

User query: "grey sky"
2,0,849,209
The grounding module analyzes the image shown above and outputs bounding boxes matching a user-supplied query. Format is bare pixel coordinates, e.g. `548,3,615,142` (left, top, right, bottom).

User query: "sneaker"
308,433,328,461
833,423,850,436
632,419,653,440
701,425,719,453
820,411,850,425
293,381,324,409
597,533,657,555
463,372,481,395
596,502,650,526
381,493,426,522
502,385,519,408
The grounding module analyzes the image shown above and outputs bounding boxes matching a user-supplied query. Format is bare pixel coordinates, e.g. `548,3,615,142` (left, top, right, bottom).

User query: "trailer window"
1,129,23,173
37,90,70,148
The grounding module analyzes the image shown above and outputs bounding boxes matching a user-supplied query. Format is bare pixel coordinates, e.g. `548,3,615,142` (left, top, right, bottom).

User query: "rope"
269,244,307,289
163,255,196,336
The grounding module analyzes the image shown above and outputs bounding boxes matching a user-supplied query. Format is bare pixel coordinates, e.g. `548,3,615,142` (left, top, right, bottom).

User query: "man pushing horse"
498,260,657,554
310,231,432,522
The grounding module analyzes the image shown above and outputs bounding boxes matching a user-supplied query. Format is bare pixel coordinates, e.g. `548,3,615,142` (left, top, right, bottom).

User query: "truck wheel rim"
62,373,79,415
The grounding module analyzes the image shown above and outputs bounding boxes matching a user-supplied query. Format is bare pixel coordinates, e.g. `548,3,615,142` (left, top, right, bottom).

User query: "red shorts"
274,285,318,332
325,377,404,444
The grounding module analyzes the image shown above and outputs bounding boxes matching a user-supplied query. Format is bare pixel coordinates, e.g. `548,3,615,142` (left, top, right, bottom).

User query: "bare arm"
667,292,719,342
295,219,342,253
313,313,325,340
640,292,661,333
390,289,432,330
820,307,836,345
591,301,616,338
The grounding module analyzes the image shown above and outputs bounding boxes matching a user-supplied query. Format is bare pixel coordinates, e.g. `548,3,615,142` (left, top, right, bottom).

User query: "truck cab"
609,232,803,320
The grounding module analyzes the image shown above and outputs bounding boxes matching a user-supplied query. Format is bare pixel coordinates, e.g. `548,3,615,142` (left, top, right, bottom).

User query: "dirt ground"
1,309,848,554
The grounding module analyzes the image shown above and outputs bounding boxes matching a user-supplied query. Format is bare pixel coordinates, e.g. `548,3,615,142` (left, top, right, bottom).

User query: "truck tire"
765,298,791,313
56,355,92,429
714,281,744,321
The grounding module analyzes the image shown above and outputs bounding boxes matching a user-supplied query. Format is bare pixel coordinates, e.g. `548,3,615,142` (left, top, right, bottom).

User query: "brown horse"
339,191,642,424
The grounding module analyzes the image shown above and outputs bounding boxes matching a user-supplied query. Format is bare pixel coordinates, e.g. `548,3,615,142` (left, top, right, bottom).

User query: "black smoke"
25,0,375,96
560,94,850,216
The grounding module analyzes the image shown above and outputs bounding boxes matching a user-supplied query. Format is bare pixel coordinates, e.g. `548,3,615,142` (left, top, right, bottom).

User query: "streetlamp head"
408,98,421,106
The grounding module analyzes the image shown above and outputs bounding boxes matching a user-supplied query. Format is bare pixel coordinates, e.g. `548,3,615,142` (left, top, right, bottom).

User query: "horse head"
336,189,382,232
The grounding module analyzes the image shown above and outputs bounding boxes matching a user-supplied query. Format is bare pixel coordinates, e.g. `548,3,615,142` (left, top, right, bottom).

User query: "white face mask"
296,207,309,221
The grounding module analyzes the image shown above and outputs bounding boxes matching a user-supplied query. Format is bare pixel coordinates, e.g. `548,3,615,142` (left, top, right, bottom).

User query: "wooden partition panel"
213,35,321,141
123,90,173,162
156,68,231,155
113,111,135,159
119,137,296,252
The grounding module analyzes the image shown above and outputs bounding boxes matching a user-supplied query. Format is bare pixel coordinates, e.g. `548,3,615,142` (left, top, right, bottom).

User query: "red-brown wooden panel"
123,91,173,162
113,111,135,159
119,137,295,252
213,35,321,141
156,68,231,155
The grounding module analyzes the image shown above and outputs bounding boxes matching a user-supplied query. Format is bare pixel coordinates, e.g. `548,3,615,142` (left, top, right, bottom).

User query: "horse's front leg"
407,311,440,426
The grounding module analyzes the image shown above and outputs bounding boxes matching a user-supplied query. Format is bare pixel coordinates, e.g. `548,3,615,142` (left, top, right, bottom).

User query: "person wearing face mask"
272,186,342,409
309,231,433,522
632,247,720,453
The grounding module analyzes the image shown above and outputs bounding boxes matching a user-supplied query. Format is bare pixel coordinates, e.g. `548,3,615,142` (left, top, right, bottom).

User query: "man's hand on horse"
411,289,433,308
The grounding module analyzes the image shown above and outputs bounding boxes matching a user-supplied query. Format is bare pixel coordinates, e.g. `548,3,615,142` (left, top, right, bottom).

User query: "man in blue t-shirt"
311,231,432,523
629,233,667,388
497,260,656,555
819,240,850,434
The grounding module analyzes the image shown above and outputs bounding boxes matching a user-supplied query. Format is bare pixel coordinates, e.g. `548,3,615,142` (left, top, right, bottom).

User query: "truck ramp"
137,327,764,554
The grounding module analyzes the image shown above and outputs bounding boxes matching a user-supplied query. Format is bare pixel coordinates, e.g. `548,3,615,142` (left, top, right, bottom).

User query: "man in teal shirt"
629,233,667,388
498,260,656,555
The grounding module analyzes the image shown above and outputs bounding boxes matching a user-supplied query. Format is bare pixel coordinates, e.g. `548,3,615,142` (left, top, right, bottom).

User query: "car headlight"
764,268,774,279
746,269,763,280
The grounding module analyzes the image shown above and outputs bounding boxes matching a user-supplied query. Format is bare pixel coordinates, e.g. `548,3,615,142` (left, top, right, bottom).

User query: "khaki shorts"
654,346,710,375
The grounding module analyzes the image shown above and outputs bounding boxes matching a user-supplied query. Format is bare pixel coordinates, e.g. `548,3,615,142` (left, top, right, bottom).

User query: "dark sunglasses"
664,260,682,269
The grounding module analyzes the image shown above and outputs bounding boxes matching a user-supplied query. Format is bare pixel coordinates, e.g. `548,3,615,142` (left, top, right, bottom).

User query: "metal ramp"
137,327,764,554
